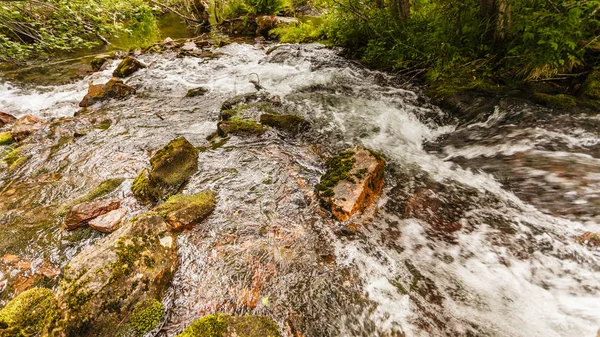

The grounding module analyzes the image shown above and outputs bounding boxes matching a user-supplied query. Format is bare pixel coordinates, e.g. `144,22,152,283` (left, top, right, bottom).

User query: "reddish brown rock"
0,112,16,126
79,78,136,107
317,148,385,221
10,115,45,141
576,232,600,247
88,208,127,233
64,198,121,230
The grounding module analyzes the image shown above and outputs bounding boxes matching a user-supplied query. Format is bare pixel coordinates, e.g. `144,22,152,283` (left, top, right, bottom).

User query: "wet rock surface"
88,208,127,233
47,214,177,337
132,137,199,203
112,57,147,78
10,115,45,141
64,198,121,230
317,148,385,221
0,112,16,126
79,78,136,107
155,191,216,231
175,314,281,337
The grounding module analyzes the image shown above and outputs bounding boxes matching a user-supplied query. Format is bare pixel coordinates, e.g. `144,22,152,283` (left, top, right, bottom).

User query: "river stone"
0,112,16,126
45,214,177,337
217,119,267,137
64,198,121,230
175,314,281,337
90,55,109,72
10,115,45,141
185,87,209,97
79,78,136,107
155,191,216,231
259,114,309,135
317,148,385,221
88,208,127,233
0,288,57,337
112,57,146,78
132,137,199,203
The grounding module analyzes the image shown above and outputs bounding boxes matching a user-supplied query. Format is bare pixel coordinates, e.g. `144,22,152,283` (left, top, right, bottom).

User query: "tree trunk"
390,0,410,21
481,0,511,42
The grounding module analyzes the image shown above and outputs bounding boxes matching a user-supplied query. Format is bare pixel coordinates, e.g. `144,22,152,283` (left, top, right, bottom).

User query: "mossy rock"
155,191,216,231
533,92,577,109
0,132,14,146
3,146,29,173
57,178,125,216
45,214,177,337
176,314,281,337
578,71,600,100
79,78,136,107
259,114,309,135
112,57,146,78
217,119,267,137
186,87,209,97
132,137,199,203
90,56,109,72
0,288,56,337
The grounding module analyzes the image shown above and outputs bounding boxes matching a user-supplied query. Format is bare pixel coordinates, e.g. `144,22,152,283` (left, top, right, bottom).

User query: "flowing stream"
0,42,599,337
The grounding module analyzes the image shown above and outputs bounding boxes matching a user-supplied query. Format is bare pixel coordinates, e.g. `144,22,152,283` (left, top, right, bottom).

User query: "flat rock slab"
0,112,16,126
64,198,121,230
79,78,136,107
317,148,385,221
11,115,44,141
88,208,127,233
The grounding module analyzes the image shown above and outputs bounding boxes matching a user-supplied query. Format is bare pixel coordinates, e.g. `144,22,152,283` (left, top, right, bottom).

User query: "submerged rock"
0,112,16,127
0,287,56,337
579,70,600,100
79,78,136,107
155,191,216,231
217,119,267,137
259,114,309,135
112,57,147,78
132,137,199,203
176,314,281,337
88,208,127,233
316,148,385,221
186,87,209,97
10,115,45,141
46,214,176,337
64,198,121,230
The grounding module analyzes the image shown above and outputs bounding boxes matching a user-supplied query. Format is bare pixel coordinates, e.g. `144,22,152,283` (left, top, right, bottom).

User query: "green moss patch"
155,191,216,231
57,178,125,216
176,314,280,337
259,114,309,135
579,71,600,100
316,150,356,196
533,93,577,109
0,288,56,336
186,87,209,97
217,118,267,137
132,169,161,203
3,146,29,172
0,132,13,146
129,298,164,336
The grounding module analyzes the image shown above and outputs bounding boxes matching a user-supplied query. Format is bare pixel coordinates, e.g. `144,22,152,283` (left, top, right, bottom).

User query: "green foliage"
0,1,161,61
270,20,323,43
317,0,600,81
221,0,287,18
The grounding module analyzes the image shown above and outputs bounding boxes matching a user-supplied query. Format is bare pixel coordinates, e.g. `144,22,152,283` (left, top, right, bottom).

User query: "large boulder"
0,112,16,127
10,115,45,141
176,314,281,337
63,199,121,230
132,137,199,203
45,214,177,337
0,288,56,337
155,191,216,231
316,148,385,221
79,78,136,107
112,57,146,78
